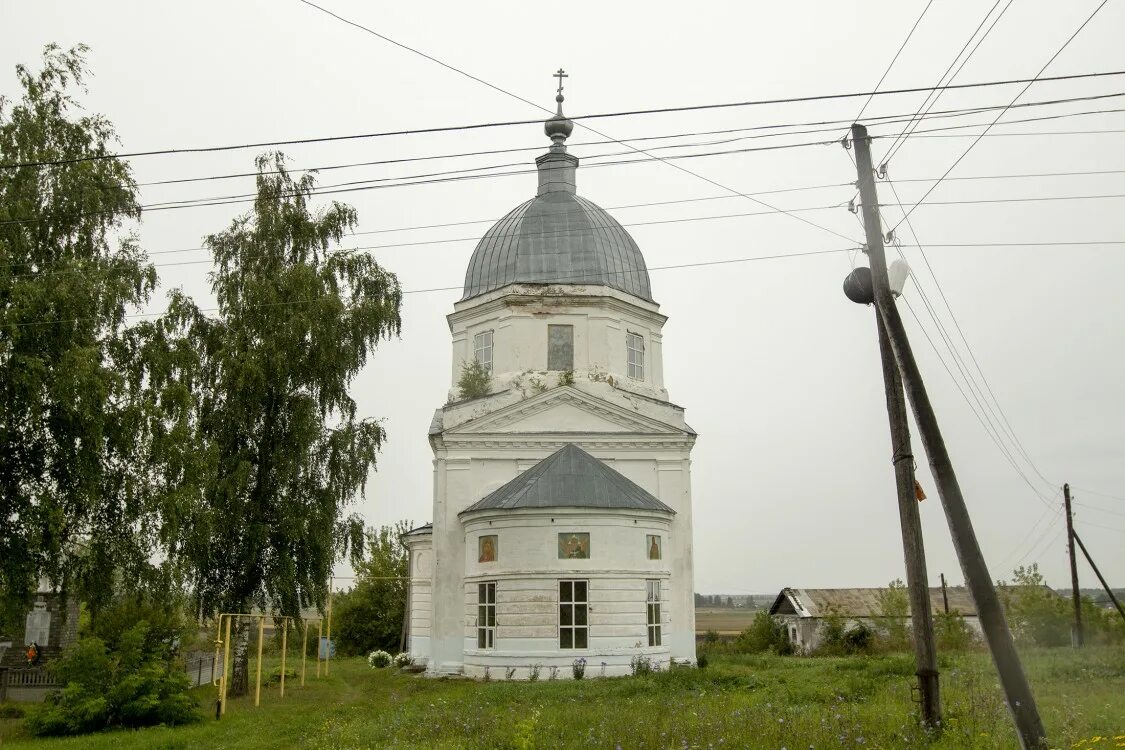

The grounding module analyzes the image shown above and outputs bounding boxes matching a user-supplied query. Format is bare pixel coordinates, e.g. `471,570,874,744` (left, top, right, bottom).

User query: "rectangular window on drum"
477,582,496,649
626,332,645,380
473,330,493,372
646,580,661,647
548,325,574,371
559,580,588,649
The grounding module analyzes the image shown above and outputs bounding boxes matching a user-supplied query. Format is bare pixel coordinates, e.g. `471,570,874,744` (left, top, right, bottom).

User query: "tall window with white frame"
626,332,645,380
477,582,496,649
646,580,662,647
559,580,588,649
473,330,494,372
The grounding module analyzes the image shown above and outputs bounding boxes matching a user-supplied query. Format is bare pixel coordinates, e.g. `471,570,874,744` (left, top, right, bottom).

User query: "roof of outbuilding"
459,444,674,515
769,586,980,618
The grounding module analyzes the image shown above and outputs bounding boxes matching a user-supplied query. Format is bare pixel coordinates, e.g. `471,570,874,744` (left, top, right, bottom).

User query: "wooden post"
854,121,1046,750
940,573,950,614
280,619,288,698
316,620,323,678
254,616,265,707
853,125,941,728
1063,484,1083,646
1072,530,1125,623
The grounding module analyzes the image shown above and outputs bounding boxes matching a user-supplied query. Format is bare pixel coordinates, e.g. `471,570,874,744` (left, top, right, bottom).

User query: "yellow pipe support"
316,620,323,678
221,615,232,716
280,619,288,698
325,583,333,677
300,620,308,687
254,616,265,707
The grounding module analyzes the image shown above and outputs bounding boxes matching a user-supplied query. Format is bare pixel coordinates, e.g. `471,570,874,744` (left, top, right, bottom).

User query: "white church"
403,81,698,678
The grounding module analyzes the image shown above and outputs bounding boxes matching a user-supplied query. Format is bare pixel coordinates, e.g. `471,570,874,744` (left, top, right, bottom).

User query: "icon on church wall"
478,535,498,563
647,535,661,560
558,532,590,559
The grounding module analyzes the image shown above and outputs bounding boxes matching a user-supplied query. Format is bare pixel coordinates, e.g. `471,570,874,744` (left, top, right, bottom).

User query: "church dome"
461,92,653,303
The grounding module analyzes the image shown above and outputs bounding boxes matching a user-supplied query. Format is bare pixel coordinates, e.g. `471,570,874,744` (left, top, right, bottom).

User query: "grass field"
695,607,760,635
1,648,1122,749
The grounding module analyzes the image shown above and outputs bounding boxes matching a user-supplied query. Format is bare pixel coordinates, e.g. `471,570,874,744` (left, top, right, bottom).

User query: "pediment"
446,387,683,436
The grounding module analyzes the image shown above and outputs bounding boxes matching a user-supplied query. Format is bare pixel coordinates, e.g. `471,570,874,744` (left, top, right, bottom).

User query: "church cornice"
448,285,667,330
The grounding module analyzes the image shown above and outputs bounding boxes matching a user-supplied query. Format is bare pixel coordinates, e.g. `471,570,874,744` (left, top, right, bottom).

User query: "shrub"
367,649,392,668
559,369,575,386
999,564,1070,647
935,610,976,651
393,652,412,668
0,703,26,719
841,623,875,653
572,657,586,680
333,522,410,657
736,611,791,654
26,619,198,737
696,652,709,670
457,359,492,400
875,579,910,649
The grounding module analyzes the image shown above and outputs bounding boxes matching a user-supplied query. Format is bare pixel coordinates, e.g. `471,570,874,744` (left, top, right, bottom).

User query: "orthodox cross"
554,68,568,95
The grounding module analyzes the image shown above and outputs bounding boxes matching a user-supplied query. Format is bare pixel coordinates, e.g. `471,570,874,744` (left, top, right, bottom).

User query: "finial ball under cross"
554,68,568,95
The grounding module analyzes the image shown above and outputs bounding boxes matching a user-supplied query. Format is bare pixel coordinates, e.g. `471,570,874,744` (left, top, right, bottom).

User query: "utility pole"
1072,529,1125,623
875,290,941,726
940,573,949,614
851,123,1046,750
1063,483,1083,646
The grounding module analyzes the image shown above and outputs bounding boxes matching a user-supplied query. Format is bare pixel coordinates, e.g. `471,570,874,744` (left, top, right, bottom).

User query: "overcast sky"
5,0,1124,596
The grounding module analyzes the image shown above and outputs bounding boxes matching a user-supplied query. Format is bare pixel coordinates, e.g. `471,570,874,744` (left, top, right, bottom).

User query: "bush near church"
332,522,411,657
25,598,198,737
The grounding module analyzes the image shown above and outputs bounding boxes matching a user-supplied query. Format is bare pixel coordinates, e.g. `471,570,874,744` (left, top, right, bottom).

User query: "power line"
5,65,1125,170
891,0,1114,233
884,176,1058,496
130,90,1125,190
853,0,938,123
0,246,857,328
1071,486,1125,502
881,0,1017,165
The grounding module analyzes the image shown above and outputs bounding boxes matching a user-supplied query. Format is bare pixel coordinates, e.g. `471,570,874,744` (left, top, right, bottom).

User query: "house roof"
459,443,674,515
769,586,980,618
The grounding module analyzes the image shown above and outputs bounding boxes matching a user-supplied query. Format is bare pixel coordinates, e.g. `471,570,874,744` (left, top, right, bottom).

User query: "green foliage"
998,564,1070,647
457,359,492,400
558,369,575,386
0,44,161,619
333,522,411,656
875,578,910,648
735,611,792,654
25,618,197,736
133,152,402,623
935,609,977,651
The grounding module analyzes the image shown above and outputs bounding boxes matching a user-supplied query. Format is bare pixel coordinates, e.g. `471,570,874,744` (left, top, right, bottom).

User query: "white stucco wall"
412,285,699,678
403,534,433,663
458,510,673,678
447,284,669,403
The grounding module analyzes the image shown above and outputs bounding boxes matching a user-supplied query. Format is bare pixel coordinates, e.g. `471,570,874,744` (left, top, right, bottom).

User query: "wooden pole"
254,616,265,707
852,127,940,728
316,620,323,678
1064,483,1084,645
280,619,288,698
853,123,1046,750
876,310,941,726
940,573,950,614
1072,529,1125,623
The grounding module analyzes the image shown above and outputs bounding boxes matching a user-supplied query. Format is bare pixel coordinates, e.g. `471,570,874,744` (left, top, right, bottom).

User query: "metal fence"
183,651,218,688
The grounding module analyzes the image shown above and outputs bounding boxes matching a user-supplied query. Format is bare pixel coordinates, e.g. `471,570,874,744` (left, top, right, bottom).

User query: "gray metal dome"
461,95,653,303
462,191,653,302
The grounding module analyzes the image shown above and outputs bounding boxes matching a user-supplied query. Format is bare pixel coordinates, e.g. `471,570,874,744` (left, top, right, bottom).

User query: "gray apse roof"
460,444,674,515
461,192,653,302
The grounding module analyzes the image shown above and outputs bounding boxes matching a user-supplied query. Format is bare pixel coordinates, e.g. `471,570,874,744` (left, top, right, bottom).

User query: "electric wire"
881,0,1017,165
890,0,1114,232
852,0,938,124
0,245,857,328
